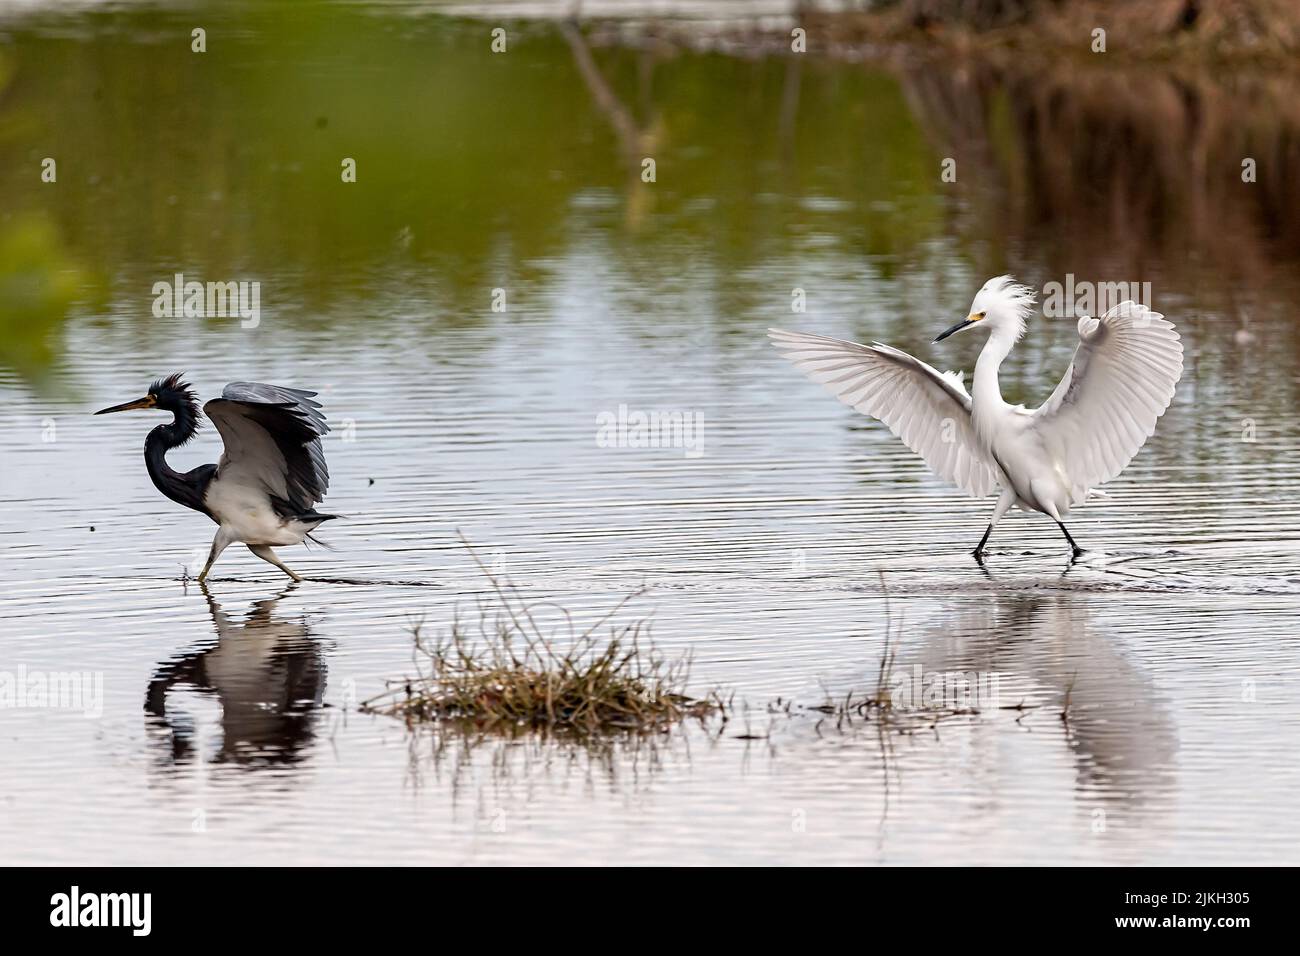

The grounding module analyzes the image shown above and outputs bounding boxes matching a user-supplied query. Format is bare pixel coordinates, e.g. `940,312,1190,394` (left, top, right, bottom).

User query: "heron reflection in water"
145,586,326,767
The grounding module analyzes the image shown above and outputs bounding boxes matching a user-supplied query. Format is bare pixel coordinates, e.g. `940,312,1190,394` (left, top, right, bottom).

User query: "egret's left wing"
204,383,330,513
1030,301,1183,502
770,329,1000,499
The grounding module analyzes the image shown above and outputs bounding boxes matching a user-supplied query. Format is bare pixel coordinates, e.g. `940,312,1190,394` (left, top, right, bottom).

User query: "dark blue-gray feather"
204,382,331,516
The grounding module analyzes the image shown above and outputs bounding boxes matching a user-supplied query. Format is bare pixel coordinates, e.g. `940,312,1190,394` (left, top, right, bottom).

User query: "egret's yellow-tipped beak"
935,313,983,343
94,395,156,415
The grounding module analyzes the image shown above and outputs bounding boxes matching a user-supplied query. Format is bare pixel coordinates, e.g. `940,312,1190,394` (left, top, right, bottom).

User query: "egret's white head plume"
970,275,1036,340
934,274,1038,344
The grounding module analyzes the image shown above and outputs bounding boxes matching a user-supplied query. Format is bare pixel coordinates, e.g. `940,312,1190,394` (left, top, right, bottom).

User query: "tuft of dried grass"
361,535,724,737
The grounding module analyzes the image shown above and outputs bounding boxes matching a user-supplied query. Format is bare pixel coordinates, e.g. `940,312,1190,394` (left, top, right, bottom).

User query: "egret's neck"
972,326,1017,412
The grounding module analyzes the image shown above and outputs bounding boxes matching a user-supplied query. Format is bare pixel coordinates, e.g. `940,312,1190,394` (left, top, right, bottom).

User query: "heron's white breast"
204,475,304,547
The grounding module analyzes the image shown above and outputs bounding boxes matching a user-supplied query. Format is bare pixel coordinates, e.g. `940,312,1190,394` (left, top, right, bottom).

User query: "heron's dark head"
95,372,199,420
148,373,199,415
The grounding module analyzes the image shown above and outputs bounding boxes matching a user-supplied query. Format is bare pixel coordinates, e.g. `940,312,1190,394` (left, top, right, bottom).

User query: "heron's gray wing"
1030,301,1183,502
203,382,330,513
769,329,999,499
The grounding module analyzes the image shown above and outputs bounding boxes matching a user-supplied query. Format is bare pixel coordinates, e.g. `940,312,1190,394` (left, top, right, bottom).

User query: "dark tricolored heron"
95,373,336,582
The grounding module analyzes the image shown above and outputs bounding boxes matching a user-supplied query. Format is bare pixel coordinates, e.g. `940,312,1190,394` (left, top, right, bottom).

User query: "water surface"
1,1,1299,865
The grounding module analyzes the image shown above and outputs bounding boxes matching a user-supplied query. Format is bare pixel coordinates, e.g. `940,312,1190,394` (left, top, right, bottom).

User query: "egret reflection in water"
145,586,327,767
911,585,1179,812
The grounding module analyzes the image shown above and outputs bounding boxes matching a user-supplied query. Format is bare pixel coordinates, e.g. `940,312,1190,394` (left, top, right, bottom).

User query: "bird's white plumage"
206,403,294,506
768,329,1000,499
204,382,330,513
771,277,1183,554
199,383,333,578
1030,301,1183,502
203,477,308,546
201,383,331,546
98,375,332,581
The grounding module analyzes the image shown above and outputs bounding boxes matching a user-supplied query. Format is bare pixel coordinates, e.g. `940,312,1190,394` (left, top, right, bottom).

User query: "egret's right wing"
769,329,1000,499
1030,301,1183,501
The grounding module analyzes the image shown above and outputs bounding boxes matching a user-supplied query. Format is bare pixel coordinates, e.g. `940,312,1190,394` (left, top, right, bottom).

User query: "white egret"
95,374,336,582
770,276,1183,560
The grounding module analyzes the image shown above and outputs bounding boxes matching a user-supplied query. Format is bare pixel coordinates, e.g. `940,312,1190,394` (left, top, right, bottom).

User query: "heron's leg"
974,488,1018,562
248,544,303,583
196,527,236,582
1055,520,1085,560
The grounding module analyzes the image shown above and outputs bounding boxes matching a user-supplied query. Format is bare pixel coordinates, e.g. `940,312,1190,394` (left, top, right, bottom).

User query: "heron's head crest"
147,373,201,437
149,372,194,399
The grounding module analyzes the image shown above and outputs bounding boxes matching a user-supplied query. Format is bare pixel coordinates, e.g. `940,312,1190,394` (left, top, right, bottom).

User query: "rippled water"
2,1,1299,865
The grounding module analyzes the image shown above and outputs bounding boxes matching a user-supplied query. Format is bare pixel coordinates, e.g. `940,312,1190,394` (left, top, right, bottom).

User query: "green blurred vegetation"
0,2,944,337
0,214,85,391
1,0,1298,398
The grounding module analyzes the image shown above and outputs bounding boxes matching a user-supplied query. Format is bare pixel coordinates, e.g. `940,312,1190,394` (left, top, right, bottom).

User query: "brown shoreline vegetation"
803,0,1300,67
571,0,1300,298
577,1,1300,68
820,1,1300,330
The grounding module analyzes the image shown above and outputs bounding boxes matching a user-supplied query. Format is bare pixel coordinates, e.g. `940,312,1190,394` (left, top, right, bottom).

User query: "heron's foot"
248,544,302,582
273,562,303,583
1070,546,1085,561
971,547,987,565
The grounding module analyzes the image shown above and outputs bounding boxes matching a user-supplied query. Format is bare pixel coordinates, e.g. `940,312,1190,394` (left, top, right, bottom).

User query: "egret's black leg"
1055,520,1084,560
972,523,993,563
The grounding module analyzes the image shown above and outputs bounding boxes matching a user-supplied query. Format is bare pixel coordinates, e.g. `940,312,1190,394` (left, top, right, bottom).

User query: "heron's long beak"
935,314,979,343
94,396,156,415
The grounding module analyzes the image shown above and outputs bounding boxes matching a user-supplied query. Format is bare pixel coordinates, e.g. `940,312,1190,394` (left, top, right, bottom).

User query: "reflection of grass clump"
805,577,985,736
362,538,723,736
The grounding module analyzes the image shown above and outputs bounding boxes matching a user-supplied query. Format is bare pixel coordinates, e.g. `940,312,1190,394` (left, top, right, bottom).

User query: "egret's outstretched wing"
204,383,330,513
769,329,1000,498
1030,302,1182,501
